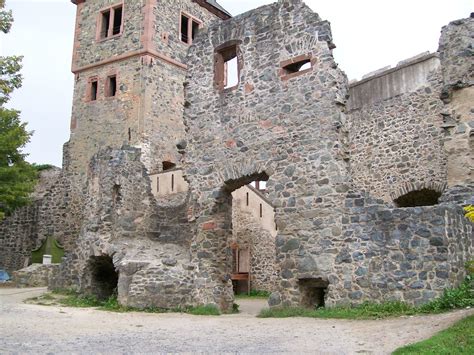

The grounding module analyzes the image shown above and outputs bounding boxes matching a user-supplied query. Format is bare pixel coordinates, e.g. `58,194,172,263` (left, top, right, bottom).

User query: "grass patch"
235,290,271,299
260,274,473,320
259,301,420,320
36,290,223,316
186,304,221,316
393,315,474,354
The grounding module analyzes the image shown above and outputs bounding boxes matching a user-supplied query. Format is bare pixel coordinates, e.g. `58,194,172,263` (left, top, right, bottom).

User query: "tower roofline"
70,0,232,20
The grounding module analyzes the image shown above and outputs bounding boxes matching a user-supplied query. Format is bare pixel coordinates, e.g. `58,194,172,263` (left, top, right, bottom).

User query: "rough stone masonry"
0,1,472,311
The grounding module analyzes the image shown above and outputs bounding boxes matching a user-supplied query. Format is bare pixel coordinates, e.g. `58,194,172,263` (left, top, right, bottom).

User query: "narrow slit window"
246,192,249,206
106,75,117,97
90,80,98,101
259,204,263,218
171,174,175,192
215,45,239,90
157,177,159,192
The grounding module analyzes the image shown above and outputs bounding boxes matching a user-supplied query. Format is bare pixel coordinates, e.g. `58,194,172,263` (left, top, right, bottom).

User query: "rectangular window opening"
157,177,159,192
101,10,111,39
283,59,312,74
215,45,239,90
90,80,98,101
191,20,200,41
180,14,201,45
259,204,263,218
180,15,189,43
112,6,123,36
246,192,249,206
171,174,175,192
106,75,117,97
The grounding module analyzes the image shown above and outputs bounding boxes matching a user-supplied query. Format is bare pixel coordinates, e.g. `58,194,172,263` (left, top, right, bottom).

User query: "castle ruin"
0,0,472,312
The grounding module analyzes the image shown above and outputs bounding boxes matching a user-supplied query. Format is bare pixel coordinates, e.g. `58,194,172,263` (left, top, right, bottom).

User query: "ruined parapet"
183,0,350,310
52,146,196,309
438,15,474,188
332,192,473,307
348,53,447,204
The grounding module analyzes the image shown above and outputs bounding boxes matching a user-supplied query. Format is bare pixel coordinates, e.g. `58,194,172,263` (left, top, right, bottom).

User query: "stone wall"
326,192,473,307
348,54,447,203
0,168,67,273
183,0,350,310
69,0,223,176
52,146,196,309
438,16,474,187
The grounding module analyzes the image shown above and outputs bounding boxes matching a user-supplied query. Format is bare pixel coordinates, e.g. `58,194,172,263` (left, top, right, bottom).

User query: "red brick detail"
70,117,77,130
225,139,236,148
244,83,254,94
202,221,217,231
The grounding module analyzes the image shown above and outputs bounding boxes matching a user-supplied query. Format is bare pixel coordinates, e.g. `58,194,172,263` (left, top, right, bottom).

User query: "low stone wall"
13,264,60,288
328,193,473,307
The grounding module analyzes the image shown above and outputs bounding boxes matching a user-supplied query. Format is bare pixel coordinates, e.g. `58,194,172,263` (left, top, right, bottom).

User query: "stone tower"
68,0,230,176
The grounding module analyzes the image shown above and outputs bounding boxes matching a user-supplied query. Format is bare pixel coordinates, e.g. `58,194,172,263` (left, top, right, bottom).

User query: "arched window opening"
394,189,441,208
162,161,176,171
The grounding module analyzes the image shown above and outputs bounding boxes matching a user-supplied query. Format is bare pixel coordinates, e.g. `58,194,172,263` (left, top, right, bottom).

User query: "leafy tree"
0,0,36,219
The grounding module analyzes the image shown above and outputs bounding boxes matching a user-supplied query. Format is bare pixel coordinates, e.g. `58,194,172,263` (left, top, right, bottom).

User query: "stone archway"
86,255,118,300
191,165,275,312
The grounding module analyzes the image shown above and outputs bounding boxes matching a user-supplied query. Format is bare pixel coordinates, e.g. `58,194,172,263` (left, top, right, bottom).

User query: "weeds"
260,273,473,320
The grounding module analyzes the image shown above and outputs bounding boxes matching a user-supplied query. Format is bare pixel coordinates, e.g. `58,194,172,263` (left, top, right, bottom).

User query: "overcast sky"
1,0,472,167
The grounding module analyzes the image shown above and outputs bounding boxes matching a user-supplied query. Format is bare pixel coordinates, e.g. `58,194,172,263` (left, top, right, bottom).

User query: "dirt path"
0,288,472,354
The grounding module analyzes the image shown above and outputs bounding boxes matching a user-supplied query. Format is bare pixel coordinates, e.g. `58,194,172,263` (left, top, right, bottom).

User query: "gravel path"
0,287,472,354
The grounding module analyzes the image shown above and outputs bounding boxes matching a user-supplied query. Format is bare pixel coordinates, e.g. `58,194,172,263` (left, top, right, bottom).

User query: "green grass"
260,274,473,320
235,290,271,299
186,304,220,316
393,315,474,354
47,290,223,315
259,301,420,320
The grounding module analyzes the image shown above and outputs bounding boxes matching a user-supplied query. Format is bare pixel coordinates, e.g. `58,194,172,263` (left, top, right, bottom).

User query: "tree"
0,0,36,219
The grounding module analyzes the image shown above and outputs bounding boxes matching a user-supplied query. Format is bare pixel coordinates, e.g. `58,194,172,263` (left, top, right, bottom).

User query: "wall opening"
112,6,122,35
180,13,201,45
225,171,277,296
100,10,111,39
87,255,118,300
215,43,240,90
90,80,98,101
299,278,328,309
394,189,441,207
112,184,122,207
162,161,176,171
283,59,311,74
106,75,117,97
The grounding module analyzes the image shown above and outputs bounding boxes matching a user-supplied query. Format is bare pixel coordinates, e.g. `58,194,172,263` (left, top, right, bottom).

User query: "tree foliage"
0,0,36,219
465,205,474,223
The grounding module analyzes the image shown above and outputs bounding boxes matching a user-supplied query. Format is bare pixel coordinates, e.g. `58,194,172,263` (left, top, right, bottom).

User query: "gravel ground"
0,287,472,354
